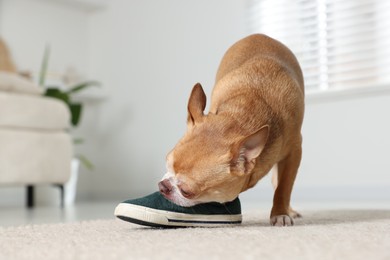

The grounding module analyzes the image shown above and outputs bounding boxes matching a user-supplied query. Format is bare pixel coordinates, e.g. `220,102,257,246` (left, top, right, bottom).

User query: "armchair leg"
55,184,65,208
26,185,34,208
26,185,65,208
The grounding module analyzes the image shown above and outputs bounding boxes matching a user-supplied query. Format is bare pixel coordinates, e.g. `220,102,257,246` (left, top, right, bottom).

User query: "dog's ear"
231,125,269,176
187,83,206,125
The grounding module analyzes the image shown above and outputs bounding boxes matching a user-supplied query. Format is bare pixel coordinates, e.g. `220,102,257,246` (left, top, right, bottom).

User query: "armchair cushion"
0,92,70,130
0,71,43,95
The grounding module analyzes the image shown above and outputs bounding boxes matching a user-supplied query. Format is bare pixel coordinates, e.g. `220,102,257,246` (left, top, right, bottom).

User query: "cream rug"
0,210,389,260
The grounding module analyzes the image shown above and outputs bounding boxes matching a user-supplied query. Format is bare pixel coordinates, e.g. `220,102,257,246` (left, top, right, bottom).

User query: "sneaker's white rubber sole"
114,203,242,227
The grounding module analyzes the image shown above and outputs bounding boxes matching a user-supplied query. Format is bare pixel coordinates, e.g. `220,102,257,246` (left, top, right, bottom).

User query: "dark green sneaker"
114,192,242,228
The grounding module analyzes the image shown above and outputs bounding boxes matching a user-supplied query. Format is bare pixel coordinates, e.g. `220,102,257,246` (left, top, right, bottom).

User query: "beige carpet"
1,210,389,260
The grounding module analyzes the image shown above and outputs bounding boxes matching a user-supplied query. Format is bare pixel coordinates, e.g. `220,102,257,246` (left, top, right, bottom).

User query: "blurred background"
0,0,389,212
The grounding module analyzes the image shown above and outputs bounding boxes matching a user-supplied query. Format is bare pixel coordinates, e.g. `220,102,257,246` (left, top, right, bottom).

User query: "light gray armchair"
0,71,72,207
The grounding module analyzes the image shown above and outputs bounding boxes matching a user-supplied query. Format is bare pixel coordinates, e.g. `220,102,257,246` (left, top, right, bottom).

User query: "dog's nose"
158,179,173,196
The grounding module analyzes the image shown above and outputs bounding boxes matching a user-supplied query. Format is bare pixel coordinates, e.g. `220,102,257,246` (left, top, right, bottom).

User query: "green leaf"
44,88,70,104
73,137,84,145
39,45,50,87
77,154,94,171
66,81,100,94
69,103,82,127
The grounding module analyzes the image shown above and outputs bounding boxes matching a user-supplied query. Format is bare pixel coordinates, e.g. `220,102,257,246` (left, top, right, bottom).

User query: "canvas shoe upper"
114,192,242,228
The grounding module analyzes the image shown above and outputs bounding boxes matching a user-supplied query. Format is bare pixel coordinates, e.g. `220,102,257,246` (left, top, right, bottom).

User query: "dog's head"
159,83,269,206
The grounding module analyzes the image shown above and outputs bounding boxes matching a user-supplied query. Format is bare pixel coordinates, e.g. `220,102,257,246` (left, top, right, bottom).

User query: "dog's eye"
179,188,193,198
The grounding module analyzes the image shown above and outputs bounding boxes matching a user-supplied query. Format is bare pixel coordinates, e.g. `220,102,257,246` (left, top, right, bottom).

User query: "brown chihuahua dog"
159,34,304,226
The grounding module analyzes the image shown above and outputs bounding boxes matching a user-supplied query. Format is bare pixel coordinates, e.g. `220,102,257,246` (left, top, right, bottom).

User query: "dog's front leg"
270,142,302,226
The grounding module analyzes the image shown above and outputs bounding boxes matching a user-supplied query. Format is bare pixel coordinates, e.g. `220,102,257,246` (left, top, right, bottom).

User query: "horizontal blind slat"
247,0,390,90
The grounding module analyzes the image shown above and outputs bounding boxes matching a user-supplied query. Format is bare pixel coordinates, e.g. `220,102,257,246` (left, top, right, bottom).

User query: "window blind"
247,0,390,90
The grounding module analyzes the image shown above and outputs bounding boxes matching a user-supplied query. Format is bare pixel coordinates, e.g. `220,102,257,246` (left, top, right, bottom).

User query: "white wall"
77,0,248,201
298,93,390,200
0,0,89,80
81,0,390,202
229,91,390,203
82,0,390,202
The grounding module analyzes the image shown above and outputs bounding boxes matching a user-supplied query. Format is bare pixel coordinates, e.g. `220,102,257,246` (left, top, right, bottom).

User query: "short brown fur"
0,38,17,73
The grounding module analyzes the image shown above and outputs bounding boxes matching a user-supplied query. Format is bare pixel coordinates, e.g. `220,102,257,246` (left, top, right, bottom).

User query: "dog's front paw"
270,215,294,226
289,207,302,219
